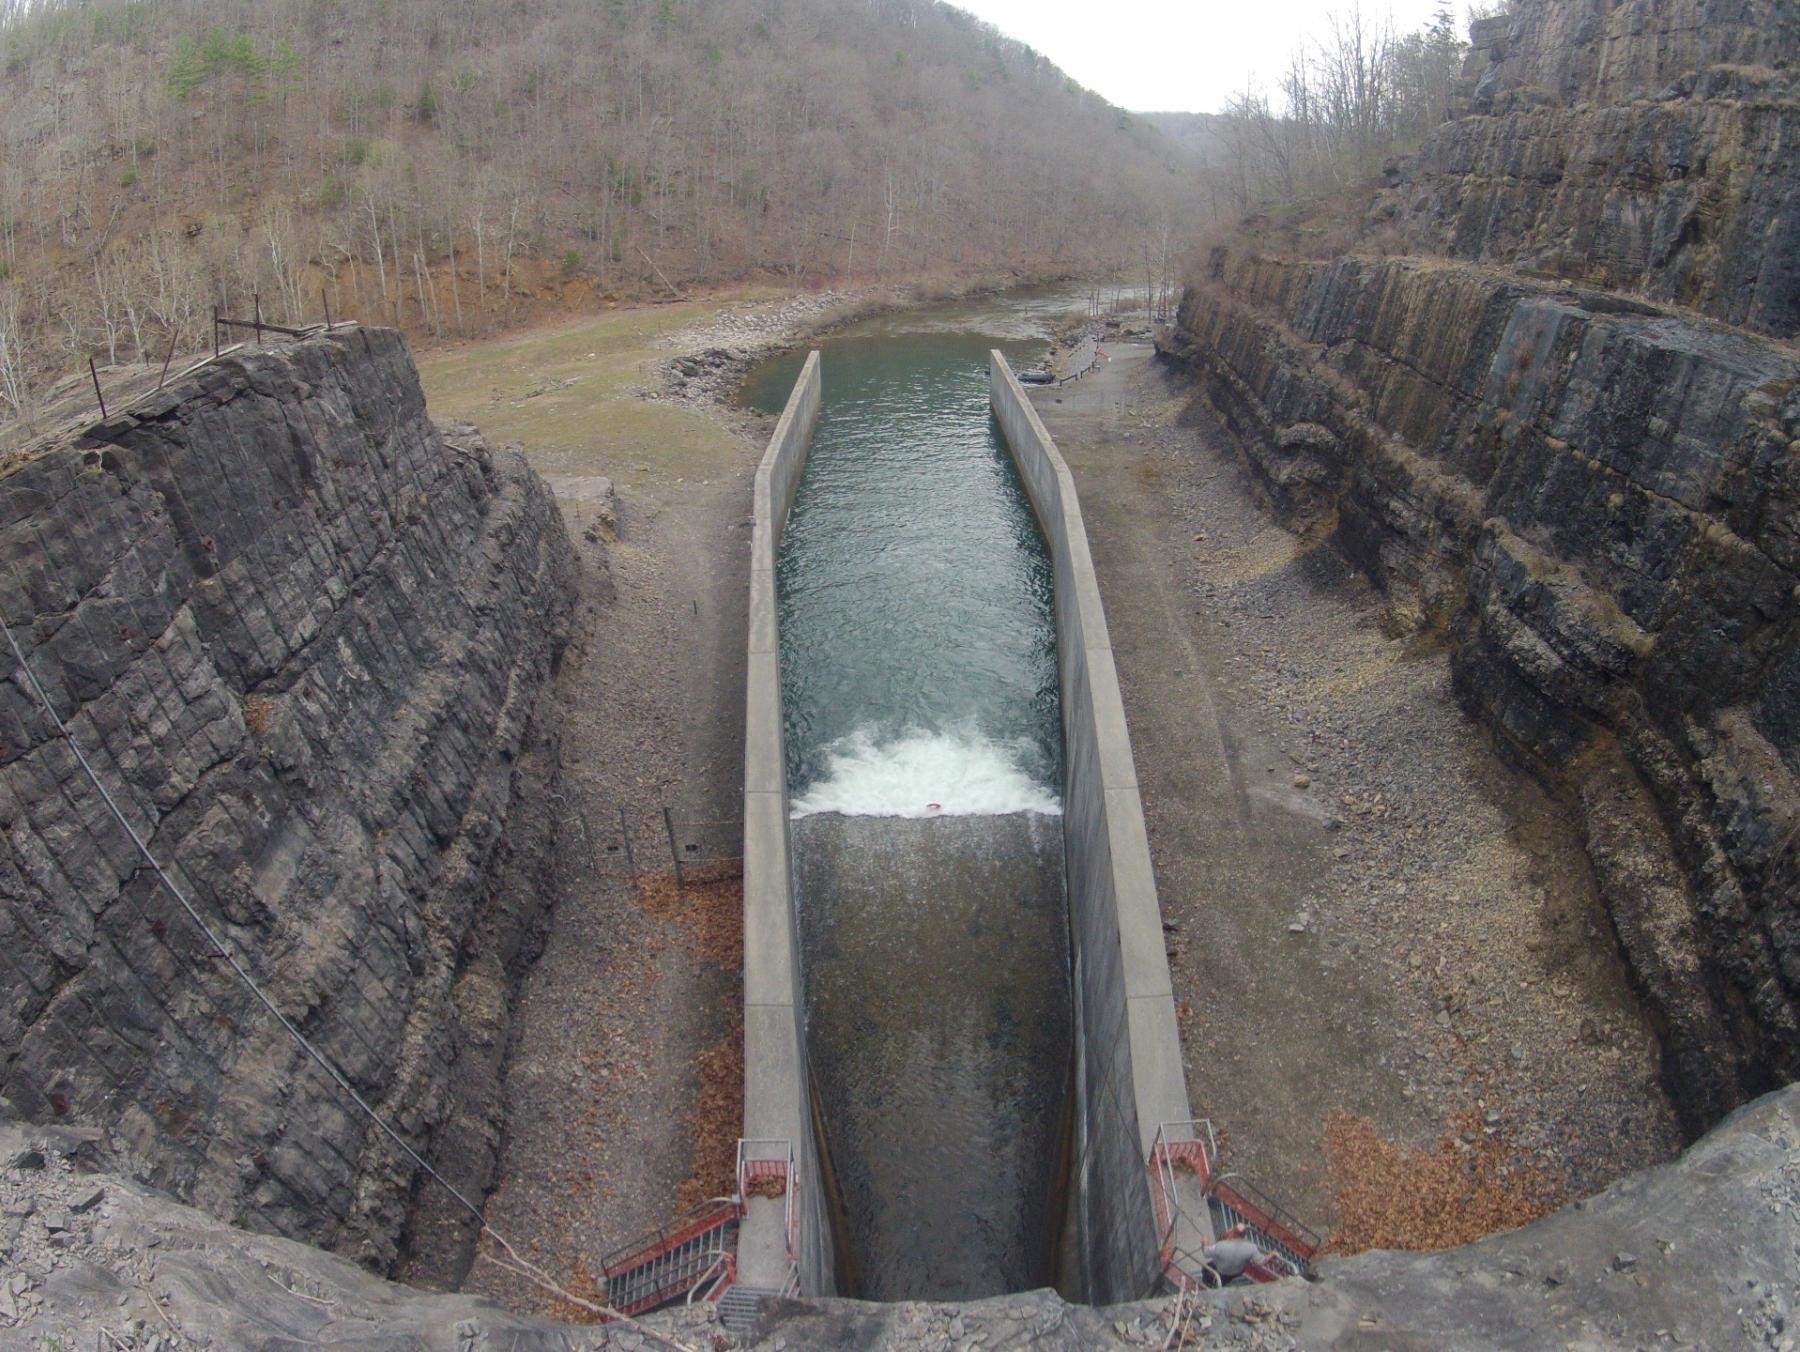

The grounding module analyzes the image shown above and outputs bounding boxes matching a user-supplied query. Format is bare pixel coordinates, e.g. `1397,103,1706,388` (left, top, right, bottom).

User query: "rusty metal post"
617,806,637,881
88,357,106,420
663,806,684,890
253,293,262,347
157,328,179,389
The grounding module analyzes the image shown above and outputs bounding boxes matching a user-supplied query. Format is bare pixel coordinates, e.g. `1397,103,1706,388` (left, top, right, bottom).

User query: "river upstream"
742,296,1080,1299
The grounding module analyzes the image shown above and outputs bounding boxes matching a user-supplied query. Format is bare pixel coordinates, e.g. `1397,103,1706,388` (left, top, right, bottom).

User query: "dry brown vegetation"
633,864,746,1215
634,861,743,969
1321,1108,1565,1255
239,692,275,735
674,1014,745,1214
0,0,1204,425
540,1254,608,1325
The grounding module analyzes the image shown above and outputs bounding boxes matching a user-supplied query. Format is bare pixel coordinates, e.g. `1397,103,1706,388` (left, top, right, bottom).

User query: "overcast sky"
948,0,1459,114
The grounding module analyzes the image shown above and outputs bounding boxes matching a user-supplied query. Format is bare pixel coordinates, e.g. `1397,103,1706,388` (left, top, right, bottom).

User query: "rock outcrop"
5,1085,1796,1348
0,328,576,1269
1160,0,1798,1133
1391,0,1800,336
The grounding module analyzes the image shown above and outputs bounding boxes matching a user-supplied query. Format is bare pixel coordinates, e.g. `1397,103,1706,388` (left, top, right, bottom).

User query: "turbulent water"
788,726,1062,819
750,322,1062,814
743,296,1077,1300
789,811,1070,1299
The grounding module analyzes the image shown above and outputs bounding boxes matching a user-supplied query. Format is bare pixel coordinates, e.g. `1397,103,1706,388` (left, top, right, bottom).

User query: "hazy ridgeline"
0,0,1205,420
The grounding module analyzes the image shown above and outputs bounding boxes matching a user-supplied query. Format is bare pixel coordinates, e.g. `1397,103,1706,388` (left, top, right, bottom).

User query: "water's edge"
761,298,1078,1299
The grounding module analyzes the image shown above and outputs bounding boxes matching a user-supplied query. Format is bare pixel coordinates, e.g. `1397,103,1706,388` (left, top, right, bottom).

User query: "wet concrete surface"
792,811,1071,1300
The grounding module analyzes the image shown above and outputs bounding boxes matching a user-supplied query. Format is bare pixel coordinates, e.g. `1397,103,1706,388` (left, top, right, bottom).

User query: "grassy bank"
414,302,745,495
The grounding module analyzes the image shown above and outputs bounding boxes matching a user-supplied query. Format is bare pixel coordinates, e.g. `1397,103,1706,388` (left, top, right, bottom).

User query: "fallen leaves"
543,1256,607,1325
634,862,744,968
673,1010,746,1213
1321,1108,1564,1255
744,1172,786,1201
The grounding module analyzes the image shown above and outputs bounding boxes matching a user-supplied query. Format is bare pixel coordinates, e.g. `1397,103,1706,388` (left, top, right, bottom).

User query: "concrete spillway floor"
792,811,1071,1301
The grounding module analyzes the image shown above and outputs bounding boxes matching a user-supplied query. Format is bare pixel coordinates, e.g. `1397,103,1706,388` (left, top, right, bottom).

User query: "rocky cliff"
0,327,576,1268
1160,0,1798,1133
5,1084,1796,1348
1390,0,1800,336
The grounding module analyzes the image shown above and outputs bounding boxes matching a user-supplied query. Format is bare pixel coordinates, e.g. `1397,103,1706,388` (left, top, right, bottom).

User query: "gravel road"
1031,342,1683,1238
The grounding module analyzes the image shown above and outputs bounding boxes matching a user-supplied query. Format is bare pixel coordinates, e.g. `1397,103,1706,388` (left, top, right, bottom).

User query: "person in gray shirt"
1202,1224,1275,1284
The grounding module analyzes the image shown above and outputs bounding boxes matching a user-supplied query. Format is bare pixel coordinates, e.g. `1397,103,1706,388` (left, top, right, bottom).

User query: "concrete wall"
741,352,832,1294
990,352,1194,1304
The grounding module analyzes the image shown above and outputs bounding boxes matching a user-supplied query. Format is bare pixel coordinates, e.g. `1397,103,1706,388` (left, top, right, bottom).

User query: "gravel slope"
1031,342,1682,1236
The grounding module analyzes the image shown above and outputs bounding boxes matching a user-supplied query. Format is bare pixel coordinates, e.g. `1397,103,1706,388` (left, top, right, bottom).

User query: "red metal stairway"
598,1139,798,1322
1150,1120,1322,1290
600,1197,740,1318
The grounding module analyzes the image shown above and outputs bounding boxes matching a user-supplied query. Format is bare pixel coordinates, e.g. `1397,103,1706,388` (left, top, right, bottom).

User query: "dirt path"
454,458,753,1312
1031,344,1682,1234
401,303,802,1312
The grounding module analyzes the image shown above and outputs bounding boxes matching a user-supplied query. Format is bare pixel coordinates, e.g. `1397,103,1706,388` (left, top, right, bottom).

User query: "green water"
741,291,1082,1300
742,302,1068,815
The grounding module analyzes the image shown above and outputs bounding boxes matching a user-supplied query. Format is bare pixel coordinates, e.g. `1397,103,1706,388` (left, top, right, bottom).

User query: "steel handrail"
1209,1171,1322,1257
785,1139,798,1263
685,1251,735,1304
736,1136,799,1266
1152,1120,1320,1287
613,1240,734,1312
1151,1120,1218,1256
601,1196,740,1275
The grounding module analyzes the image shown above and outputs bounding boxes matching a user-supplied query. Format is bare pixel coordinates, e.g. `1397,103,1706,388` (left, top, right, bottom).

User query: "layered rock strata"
1389,0,1800,336
0,327,575,1267
1161,0,1798,1133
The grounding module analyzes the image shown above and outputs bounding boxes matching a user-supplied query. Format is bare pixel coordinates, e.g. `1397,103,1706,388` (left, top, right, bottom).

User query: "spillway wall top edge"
989,351,1197,1301
742,349,832,1296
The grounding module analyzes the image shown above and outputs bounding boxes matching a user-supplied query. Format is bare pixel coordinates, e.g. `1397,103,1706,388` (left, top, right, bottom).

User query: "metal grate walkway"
718,1284,779,1336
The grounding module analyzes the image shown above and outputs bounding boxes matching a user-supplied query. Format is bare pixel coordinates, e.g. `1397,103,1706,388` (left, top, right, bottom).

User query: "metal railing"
1207,1171,1322,1278
591,1138,798,1320
686,1251,736,1305
1150,1120,1219,1291
736,1136,799,1270
600,1195,739,1274
1150,1119,1320,1288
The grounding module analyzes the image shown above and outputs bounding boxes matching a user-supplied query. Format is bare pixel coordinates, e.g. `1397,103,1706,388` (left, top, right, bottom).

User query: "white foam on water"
790,726,1061,818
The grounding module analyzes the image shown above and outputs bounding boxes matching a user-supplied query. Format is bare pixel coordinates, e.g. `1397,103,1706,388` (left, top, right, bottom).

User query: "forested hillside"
1140,112,1227,164
0,0,1201,422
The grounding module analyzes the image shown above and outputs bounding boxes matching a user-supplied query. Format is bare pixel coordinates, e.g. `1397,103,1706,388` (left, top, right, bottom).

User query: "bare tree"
0,286,31,421
1207,2,1466,213
0,0,1216,379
